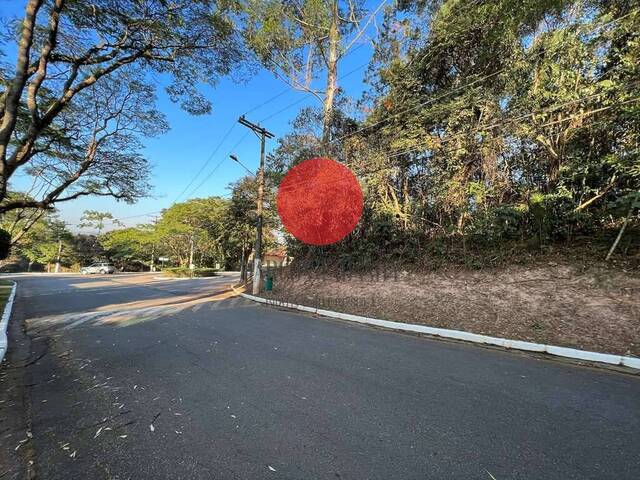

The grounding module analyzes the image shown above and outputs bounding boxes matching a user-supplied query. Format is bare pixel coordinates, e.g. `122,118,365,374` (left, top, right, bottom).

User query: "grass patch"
162,267,218,278
0,280,13,315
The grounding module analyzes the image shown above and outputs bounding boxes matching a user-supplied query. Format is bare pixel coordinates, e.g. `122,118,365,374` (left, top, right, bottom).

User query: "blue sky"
1,0,379,232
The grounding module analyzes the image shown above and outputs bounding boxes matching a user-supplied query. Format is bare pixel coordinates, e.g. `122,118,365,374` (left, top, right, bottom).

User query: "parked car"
80,262,115,275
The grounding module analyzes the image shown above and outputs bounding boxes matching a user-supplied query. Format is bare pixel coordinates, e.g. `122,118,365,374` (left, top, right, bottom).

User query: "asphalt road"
1,273,639,479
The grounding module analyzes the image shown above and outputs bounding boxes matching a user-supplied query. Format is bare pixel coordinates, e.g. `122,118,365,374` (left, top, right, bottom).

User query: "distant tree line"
0,174,277,272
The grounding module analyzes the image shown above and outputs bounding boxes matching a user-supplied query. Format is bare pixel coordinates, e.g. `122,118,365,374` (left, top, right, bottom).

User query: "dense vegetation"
267,0,640,269
0,186,274,272
0,0,638,273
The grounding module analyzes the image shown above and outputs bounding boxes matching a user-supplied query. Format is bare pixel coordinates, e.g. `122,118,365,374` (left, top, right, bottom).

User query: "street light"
229,154,255,176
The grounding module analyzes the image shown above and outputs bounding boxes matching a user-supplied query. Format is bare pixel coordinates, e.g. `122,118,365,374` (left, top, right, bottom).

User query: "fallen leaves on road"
15,438,28,451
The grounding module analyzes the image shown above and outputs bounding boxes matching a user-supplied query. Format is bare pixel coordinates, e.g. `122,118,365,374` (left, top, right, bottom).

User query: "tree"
0,228,11,260
267,0,639,266
0,0,244,213
223,176,259,278
79,210,121,236
156,197,229,268
0,192,50,245
243,0,387,145
100,225,156,270
13,214,73,271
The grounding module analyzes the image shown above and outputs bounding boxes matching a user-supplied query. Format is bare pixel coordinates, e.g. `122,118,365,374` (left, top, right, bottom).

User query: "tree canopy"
267,0,639,267
0,0,244,215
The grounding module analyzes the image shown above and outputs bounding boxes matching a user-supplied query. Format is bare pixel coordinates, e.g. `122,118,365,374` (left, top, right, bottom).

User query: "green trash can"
264,274,273,292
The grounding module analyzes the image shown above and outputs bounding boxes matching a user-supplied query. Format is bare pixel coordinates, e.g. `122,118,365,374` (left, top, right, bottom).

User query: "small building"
249,248,290,268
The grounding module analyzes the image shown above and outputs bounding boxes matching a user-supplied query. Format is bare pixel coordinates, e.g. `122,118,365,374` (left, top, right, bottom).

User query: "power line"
381,90,640,160
329,8,640,146
259,60,370,123
243,89,293,117
277,92,640,191
172,123,237,203
167,26,375,203
183,131,252,199
98,7,639,226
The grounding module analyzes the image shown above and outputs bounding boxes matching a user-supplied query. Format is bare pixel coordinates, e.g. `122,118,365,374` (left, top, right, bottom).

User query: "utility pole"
189,235,195,271
54,238,62,273
150,216,158,272
237,115,274,295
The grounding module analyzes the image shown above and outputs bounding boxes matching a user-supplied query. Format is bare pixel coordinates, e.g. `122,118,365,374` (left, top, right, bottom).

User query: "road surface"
1,273,639,479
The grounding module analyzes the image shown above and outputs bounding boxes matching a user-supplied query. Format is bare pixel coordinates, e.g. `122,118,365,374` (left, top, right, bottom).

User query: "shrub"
0,228,11,260
163,267,217,278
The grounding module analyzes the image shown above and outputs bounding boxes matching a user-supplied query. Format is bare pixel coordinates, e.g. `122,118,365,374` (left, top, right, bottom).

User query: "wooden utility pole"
237,115,274,294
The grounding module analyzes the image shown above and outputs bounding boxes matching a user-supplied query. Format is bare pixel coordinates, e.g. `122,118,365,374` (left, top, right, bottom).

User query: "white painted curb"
0,281,17,365
241,293,640,370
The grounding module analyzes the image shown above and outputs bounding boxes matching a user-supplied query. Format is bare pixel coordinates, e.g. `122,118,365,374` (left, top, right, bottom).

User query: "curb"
0,281,17,365
241,293,640,370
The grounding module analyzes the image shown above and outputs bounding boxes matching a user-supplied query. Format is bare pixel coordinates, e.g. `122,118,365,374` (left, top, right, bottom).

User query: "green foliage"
80,211,122,234
0,0,244,215
163,267,218,278
267,0,639,268
156,197,229,267
99,226,155,269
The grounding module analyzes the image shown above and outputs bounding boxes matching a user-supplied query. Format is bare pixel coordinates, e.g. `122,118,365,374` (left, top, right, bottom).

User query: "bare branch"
343,0,388,55
27,0,65,125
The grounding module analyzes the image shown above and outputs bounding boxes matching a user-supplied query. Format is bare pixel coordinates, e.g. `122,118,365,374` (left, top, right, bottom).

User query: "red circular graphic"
277,158,363,246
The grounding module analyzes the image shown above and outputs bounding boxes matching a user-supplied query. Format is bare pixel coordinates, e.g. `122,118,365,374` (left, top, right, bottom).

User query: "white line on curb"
0,281,17,365
240,293,640,370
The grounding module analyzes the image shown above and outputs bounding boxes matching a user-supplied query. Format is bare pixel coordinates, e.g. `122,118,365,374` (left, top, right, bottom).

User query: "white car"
80,262,115,275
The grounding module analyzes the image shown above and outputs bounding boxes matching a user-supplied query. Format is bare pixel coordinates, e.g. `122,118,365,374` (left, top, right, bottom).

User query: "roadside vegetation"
0,2,637,317
262,0,639,272
0,280,13,316
162,268,218,278
0,189,275,272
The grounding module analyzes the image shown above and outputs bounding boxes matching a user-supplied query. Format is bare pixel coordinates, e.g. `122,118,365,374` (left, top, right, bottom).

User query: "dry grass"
264,262,640,357
0,280,13,314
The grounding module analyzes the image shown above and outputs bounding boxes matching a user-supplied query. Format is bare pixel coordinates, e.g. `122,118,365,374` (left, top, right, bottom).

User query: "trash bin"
264,274,273,292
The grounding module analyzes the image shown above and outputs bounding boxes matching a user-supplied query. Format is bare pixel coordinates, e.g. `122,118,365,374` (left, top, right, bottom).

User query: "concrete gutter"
241,292,640,371
0,281,17,365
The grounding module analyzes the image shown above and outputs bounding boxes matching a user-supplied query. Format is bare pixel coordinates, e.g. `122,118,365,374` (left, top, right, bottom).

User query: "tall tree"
79,210,121,235
243,0,387,145
156,197,229,267
0,0,243,212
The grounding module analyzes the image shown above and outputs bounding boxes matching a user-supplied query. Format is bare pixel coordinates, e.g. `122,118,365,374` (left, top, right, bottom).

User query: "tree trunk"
0,0,44,202
606,202,635,261
321,0,340,147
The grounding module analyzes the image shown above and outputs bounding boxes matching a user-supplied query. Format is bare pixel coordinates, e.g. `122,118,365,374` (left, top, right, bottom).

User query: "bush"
0,228,11,260
468,204,527,244
163,267,217,278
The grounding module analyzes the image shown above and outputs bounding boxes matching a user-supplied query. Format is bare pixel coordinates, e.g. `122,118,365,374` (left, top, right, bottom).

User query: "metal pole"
240,235,247,282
